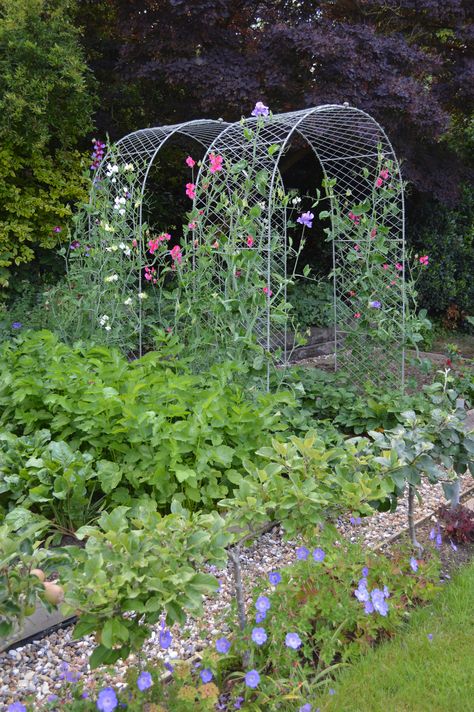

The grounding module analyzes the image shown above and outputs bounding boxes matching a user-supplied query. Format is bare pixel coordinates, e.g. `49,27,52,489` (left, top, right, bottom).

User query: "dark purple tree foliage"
77,0,473,202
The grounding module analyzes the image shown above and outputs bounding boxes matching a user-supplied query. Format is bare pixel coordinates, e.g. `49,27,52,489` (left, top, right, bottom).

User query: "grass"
319,560,474,712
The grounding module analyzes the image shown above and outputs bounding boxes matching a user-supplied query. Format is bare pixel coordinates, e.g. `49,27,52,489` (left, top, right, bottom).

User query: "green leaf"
101,618,130,648
89,644,123,669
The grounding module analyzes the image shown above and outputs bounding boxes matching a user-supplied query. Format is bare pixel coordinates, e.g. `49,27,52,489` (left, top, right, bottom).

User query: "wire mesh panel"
193,105,405,389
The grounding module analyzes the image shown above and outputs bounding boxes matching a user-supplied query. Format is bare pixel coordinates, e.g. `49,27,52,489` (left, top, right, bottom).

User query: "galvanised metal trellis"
93,106,405,388
192,105,405,388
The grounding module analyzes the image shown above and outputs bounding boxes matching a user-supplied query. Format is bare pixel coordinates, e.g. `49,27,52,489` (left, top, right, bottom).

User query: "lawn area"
323,560,474,712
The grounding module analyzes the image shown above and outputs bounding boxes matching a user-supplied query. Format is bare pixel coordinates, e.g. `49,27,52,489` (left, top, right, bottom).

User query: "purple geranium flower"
354,577,370,603
7,704,27,712
159,620,172,649
362,566,369,577
364,600,375,614
350,516,362,525
164,662,174,673
96,687,118,712
251,627,267,645
300,705,312,712
285,632,302,649
297,211,314,228
410,557,418,573
255,595,271,613
137,671,153,691
371,588,389,616
427,633,433,641
369,300,381,308
313,547,325,562
234,696,244,709
268,571,281,585
11,322,22,329
296,546,309,560
200,668,213,684
245,669,260,688
216,637,231,654
255,611,266,623
251,102,269,117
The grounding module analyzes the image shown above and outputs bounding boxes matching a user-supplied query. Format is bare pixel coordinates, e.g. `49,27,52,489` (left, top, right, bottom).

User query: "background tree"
0,0,96,290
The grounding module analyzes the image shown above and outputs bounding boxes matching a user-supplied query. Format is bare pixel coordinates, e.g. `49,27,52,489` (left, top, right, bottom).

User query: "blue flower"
7,704,27,712
297,212,314,228
362,566,369,577
137,671,153,691
329,688,336,695
96,687,118,712
164,662,174,673
159,627,172,649
234,696,244,709
427,633,433,641
312,548,325,562
251,102,269,117
268,571,281,585
255,611,266,623
285,632,302,649
369,301,381,309
410,557,418,573
364,599,374,614
200,668,213,683
245,669,260,688
255,595,271,613
371,588,389,617
296,546,309,560
251,627,267,645
216,637,231,654
350,516,362,525
299,705,312,712
11,322,22,330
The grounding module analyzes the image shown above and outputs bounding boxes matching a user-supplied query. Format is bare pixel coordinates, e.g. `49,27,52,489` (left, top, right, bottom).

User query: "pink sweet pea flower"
209,153,223,173
354,244,361,252
188,221,197,229
186,156,196,167
263,286,273,296
419,255,429,266
395,262,403,271
212,240,219,249
247,235,254,247
354,312,361,319
382,263,389,270
186,183,196,199
170,245,182,265
380,168,389,180
348,211,360,225
376,177,383,188
370,227,377,238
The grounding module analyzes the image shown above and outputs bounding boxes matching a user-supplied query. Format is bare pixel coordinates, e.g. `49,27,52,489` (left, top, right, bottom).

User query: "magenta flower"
246,235,254,247
285,632,302,649
251,102,269,117
245,669,261,688
297,211,314,228
419,255,429,266
137,672,153,691
53,226,62,233
170,245,182,265
209,153,223,173
185,183,196,199
348,211,360,225
354,312,361,319
263,286,273,296
186,156,196,167
251,627,267,645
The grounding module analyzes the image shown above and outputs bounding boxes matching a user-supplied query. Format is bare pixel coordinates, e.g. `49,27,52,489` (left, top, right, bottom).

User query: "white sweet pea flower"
291,196,302,205
105,274,119,283
123,297,133,306
124,163,135,172
138,292,147,300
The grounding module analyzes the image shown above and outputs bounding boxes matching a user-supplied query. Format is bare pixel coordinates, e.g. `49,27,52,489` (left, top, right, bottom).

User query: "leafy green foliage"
287,276,335,329
0,0,95,288
0,330,291,515
58,504,230,666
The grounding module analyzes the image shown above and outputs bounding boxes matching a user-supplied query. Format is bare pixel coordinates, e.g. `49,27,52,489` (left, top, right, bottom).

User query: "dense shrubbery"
0,0,95,290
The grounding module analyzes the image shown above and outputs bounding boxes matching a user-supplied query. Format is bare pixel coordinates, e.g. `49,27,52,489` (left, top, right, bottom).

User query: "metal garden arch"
192,104,406,388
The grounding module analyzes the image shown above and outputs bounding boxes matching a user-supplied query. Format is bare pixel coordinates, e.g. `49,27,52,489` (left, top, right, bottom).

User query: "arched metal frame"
91,107,405,388
91,119,230,354
192,105,405,389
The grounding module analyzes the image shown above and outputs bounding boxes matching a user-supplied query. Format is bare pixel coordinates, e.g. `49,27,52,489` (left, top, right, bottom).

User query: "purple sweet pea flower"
251,102,269,117
296,546,309,561
268,571,281,585
297,211,314,228
70,240,81,250
285,632,302,649
53,226,62,233
96,687,118,712
137,671,153,691
245,669,260,688
11,322,22,329
7,704,27,712
200,668,213,684
255,595,271,613
410,557,418,573
251,627,267,645
369,300,381,308
216,637,231,654
313,547,325,562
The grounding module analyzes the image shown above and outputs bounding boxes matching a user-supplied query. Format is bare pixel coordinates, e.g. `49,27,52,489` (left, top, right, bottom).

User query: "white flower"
101,222,115,233
138,292,147,300
124,163,135,172
291,196,302,205
104,324,112,331
106,163,119,177
99,314,109,326
118,208,125,216
118,242,126,250
105,274,119,283
123,297,133,306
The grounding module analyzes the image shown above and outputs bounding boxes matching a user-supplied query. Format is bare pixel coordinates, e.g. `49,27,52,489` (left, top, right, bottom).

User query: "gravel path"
0,474,472,710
